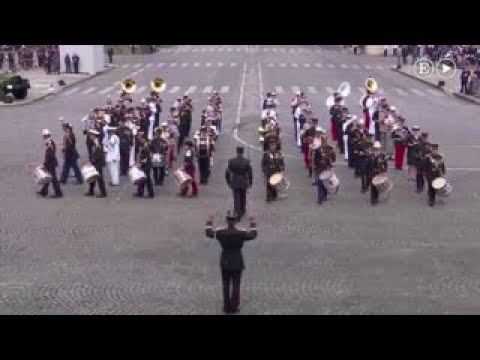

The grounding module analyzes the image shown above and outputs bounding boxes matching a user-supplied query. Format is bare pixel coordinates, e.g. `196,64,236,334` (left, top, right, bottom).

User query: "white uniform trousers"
107,160,120,185
343,135,349,160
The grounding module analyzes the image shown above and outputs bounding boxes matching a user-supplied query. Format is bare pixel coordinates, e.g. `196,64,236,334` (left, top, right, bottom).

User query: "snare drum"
319,170,340,194
371,174,393,193
269,173,290,192
432,177,452,197
81,164,99,184
34,166,52,186
151,153,164,168
129,165,146,185
173,168,192,189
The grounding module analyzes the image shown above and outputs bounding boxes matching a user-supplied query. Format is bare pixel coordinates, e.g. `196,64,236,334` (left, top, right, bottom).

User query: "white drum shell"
372,174,393,193
35,166,52,186
81,164,99,184
320,171,340,194
173,168,192,188
129,165,146,185
433,177,452,197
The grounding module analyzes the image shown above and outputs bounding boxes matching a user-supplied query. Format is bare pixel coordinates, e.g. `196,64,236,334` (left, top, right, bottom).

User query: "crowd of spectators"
0,45,62,75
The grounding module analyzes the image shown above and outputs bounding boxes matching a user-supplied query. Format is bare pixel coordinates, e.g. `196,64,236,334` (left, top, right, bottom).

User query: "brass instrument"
151,77,166,93
364,77,378,93
122,78,137,94
325,81,351,108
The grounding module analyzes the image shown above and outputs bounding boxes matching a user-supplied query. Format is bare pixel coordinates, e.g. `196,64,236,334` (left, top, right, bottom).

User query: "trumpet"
151,77,166,93
121,78,137,94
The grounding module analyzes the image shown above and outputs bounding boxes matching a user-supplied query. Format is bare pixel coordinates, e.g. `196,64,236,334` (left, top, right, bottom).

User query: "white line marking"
205,63,212,67
235,62,247,126
395,88,408,96
82,87,97,94
135,86,146,94
186,86,197,94
99,86,114,94
170,63,177,67
308,86,317,94
314,63,323,68
217,62,224,67
193,62,200,67
220,86,229,94
133,63,142,68
181,63,189,67
279,63,286,67
201,48,207,52
145,63,153,68
280,48,286,52
292,86,301,94
168,86,180,94
340,64,348,69
364,65,373,69
203,86,213,93
227,48,233,52
325,87,334,93
275,86,284,94
157,63,166,67
291,63,298,67
267,63,274,67
63,87,80,95
230,63,238,67
410,88,425,96
218,48,224,52
121,64,130,68
426,88,444,96
327,64,335,68
192,49,198,52
303,63,311,68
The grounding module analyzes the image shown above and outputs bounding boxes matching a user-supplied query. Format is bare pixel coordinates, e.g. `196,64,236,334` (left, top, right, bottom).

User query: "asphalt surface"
1,45,480,315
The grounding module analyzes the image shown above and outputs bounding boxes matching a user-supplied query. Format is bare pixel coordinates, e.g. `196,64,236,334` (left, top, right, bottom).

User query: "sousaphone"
121,78,137,94
364,77,378,93
151,77,166,93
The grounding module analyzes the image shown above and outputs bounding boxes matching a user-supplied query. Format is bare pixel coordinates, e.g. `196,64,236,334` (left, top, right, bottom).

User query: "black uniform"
261,150,285,202
225,153,253,220
330,104,344,153
406,133,420,167
38,139,63,197
345,122,356,168
136,143,154,198
177,110,190,154
355,136,372,191
367,151,388,205
197,135,212,184
59,130,83,184
150,136,168,185
117,125,133,176
424,153,446,206
205,219,257,313
413,140,430,192
86,142,107,197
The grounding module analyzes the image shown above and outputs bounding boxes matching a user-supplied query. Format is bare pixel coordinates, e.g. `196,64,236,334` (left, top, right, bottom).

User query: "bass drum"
129,165,146,185
173,168,192,189
34,166,52,186
432,177,453,197
81,164,99,184
319,170,340,194
372,174,393,193
269,172,290,198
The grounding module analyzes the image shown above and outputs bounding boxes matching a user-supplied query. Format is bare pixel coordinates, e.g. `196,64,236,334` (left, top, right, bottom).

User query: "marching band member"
37,129,63,198
147,97,157,141
261,141,285,202
385,106,397,160
134,135,155,198
351,119,366,176
301,117,318,177
360,90,377,136
406,125,421,181
294,101,308,147
358,133,374,193
105,126,120,186
116,120,133,176
179,140,199,198
150,127,169,186
414,132,430,193
126,115,140,167
225,147,253,221
392,116,409,170
290,92,303,142
177,105,191,155
59,121,83,185
312,128,335,205
343,114,356,162
196,126,213,184
367,141,388,206
329,93,342,143
82,109,96,160
84,130,107,198
167,118,180,170
424,144,446,207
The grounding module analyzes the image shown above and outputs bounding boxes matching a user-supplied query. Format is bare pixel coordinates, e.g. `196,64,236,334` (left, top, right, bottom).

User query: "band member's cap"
161,122,168,127
271,92,276,96
141,99,146,103
412,125,420,130
430,144,439,149
106,126,117,131
315,126,325,133
357,118,365,125
346,115,357,120
88,129,100,135
390,106,397,112
236,146,244,154
373,141,382,149
296,91,301,96
213,90,219,94
41,129,51,136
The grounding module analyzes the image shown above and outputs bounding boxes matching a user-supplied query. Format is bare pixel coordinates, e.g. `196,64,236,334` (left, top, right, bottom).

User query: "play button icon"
436,58,456,79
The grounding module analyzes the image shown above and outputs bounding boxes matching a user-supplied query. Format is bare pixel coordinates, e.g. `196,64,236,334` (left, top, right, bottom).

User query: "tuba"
151,77,166,93
122,78,137,94
364,77,378,93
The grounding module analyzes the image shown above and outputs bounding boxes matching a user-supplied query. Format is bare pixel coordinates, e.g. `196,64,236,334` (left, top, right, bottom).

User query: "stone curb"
0,66,114,107
452,92,480,104
391,67,449,92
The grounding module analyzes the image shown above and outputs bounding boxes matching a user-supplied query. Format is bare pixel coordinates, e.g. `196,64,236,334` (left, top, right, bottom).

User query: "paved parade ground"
1,45,480,314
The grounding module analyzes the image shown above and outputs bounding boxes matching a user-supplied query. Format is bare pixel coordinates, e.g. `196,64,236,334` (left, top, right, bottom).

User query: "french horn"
121,78,137,94
151,77,166,93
